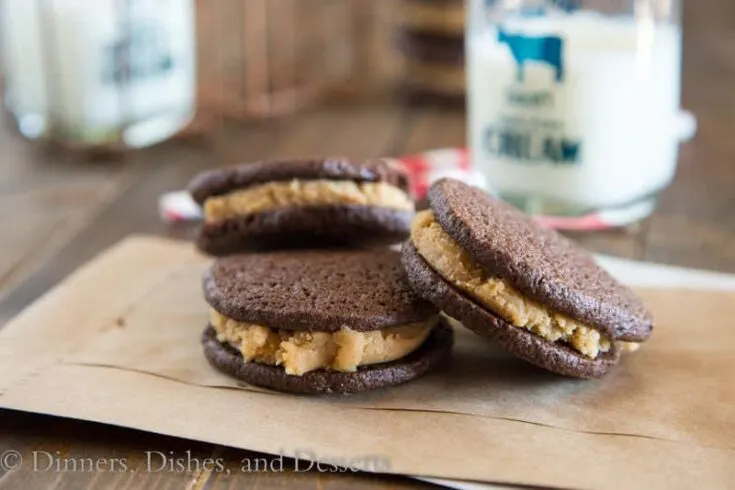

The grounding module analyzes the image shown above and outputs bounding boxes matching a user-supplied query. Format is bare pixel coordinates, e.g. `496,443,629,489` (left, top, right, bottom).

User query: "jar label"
104,20,175,85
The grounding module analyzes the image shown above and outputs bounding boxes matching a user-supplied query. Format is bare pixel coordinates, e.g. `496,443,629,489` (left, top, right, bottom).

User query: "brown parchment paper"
0,236,733,490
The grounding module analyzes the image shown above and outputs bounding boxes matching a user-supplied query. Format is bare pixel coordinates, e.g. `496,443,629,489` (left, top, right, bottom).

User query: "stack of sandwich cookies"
188,158,414,255
394,0,466,99
401,179,653,379
202,249,453,394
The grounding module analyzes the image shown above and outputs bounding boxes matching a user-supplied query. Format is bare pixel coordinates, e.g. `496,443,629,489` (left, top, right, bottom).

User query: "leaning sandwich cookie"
201,249,453,394
401,178,653,379
188,158,415,255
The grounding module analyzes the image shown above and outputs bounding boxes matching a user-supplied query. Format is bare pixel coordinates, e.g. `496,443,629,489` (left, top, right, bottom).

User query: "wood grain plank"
0,172,139,296
0,410,435,490
0,113,143,296
249,106,407,161
564,226,647,261
0,410,223,490
203,448,432,490
393,107,465,155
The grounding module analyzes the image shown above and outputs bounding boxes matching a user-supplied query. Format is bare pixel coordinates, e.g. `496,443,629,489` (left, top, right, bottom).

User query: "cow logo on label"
497,30,564,83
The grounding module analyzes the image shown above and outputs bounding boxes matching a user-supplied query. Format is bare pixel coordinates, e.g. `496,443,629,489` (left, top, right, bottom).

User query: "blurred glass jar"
196,0,355,120
467,0,682,221
0,0,196,151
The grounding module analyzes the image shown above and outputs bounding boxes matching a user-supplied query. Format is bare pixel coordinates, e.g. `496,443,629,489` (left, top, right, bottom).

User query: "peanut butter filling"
210,309,436,376
411,210,625,359
203,180,414,223
616,341,641,353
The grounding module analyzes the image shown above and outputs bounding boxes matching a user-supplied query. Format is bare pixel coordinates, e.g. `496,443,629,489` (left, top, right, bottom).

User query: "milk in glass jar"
466,0,682,220
0,0,196,150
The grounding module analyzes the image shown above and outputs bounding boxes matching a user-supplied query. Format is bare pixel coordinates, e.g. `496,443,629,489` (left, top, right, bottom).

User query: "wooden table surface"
1,2,734,489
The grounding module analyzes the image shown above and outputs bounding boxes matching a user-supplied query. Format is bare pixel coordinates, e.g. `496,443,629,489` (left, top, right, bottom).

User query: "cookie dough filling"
203,180,414,223
411,210,629,359
210,309,437,375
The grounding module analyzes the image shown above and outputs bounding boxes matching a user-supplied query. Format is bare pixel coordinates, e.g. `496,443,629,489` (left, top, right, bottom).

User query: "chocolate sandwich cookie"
188,158,414,255
396,0,466,36
202,249,453,394
401,179,653,379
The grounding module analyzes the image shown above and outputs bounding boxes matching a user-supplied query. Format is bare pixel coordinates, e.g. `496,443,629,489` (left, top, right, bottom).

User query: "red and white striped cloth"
389,148,478,200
